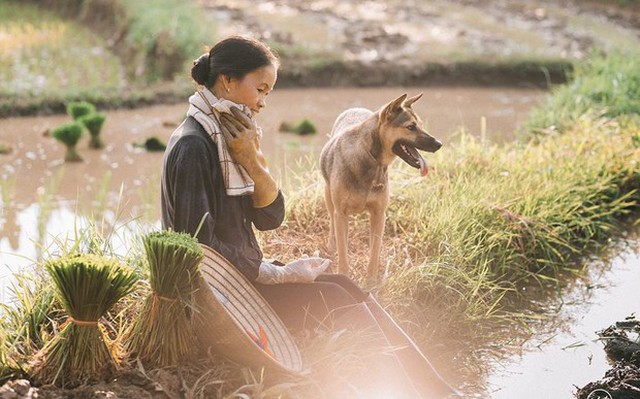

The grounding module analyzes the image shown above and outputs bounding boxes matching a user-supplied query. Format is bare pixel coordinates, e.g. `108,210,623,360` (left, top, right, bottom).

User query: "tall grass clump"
127,230,204,367
31,253,137,387
526,50,640,135
79,112,107,149
51,121,83,162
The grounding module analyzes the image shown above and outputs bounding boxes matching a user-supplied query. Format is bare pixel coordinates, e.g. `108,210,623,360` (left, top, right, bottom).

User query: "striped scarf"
187,88,256,196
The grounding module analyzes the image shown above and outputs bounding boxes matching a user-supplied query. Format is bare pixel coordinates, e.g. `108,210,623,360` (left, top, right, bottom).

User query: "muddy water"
483,237,640,398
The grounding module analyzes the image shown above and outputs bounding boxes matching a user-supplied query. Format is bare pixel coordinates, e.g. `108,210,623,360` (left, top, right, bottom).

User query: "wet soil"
576,318,640,399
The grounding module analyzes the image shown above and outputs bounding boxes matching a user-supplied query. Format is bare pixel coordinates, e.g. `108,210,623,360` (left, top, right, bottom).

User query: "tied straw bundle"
32,254,138,387
127,230,204,367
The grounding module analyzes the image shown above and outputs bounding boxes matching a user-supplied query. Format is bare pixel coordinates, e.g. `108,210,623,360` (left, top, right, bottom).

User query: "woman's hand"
218,107,279,207
256,258,332,284
218,107,262,168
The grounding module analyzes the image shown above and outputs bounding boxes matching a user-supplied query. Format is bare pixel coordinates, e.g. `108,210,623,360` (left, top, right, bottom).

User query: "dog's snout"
425,136,442,152
432,139,443,152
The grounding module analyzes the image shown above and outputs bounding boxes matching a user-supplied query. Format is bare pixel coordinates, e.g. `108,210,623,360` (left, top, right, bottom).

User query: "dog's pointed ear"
404,93,423,108
382,94,407,122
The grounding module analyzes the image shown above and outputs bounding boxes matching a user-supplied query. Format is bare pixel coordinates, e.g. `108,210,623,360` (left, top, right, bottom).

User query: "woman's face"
225,63,277,116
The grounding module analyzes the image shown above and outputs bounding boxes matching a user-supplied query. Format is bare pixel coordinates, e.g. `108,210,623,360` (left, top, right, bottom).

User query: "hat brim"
193,244,305,376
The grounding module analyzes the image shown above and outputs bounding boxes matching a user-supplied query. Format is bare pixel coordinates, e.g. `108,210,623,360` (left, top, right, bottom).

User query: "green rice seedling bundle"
51,122,83,162
66,101,96,121
31,253,137,387
127,230,204,367
79,112,107,149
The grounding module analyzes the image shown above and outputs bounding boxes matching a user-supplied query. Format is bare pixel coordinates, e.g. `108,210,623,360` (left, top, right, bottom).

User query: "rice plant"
0,271,59,384
30,253,137,387
0,142,11,154
51,121,83,162
126,230,204,368
66,101,96,121
0,3,123,101
79,112,107,149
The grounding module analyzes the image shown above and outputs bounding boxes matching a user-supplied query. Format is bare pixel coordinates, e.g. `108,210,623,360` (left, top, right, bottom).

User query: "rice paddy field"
0,0,639,398
0,3,124,100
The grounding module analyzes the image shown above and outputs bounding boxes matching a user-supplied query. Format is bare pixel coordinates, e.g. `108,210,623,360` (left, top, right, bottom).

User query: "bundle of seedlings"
127,230,204,367
67,101,96,121
31,253,138,387
51,122,84,162
79,112,107,149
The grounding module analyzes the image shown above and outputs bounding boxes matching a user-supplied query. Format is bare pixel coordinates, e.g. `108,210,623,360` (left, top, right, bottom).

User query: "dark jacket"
161,116,285,281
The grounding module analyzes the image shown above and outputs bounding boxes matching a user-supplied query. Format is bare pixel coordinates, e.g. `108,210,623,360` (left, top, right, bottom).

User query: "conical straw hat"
193,244,305,376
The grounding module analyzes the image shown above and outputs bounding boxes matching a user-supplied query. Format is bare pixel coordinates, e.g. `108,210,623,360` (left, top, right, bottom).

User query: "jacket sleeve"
165,135,261,280
250,190,286,231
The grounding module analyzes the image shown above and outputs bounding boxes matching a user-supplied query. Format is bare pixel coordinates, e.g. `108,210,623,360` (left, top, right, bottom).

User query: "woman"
161,35,457,398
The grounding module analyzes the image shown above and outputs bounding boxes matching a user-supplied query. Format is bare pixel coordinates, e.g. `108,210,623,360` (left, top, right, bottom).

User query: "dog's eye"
407,123,417,131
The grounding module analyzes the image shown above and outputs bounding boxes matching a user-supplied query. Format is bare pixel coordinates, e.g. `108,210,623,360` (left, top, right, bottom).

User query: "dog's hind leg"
324,184,336,253
367,207,385,286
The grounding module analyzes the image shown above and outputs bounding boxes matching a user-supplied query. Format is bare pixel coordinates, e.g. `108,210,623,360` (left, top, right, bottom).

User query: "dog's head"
379,93,442,176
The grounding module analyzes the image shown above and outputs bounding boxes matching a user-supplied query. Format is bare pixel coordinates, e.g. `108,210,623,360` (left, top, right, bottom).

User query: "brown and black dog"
320,93,442,285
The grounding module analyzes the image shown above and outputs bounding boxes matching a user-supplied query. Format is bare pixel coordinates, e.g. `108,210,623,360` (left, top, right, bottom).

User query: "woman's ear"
222,75,232,93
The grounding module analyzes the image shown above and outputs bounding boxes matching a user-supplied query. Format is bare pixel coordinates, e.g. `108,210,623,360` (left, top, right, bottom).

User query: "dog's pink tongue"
419,157,428,177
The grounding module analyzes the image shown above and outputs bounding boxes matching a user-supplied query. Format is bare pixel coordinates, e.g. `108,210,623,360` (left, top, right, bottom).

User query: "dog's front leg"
367,207,385,285
334,210,350,276
325,185,336,252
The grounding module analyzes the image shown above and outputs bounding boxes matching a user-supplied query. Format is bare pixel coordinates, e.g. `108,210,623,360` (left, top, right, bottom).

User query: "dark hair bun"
191,53,211,85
